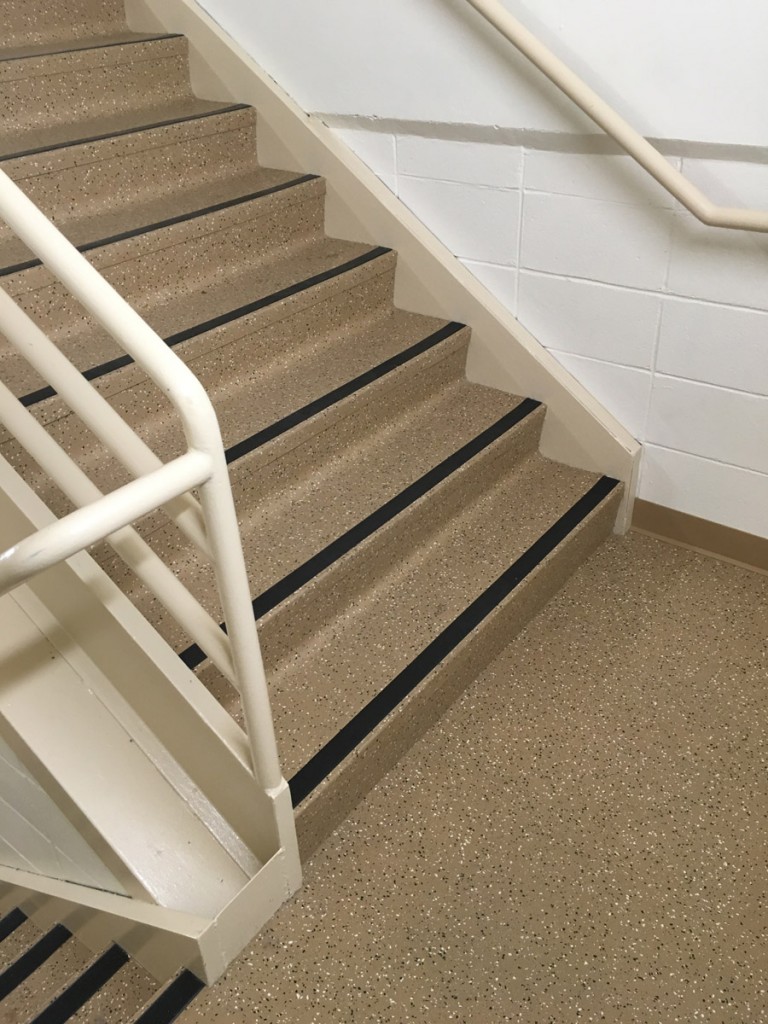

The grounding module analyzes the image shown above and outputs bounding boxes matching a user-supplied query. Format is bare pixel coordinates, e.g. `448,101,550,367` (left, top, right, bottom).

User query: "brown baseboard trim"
632,499,768,575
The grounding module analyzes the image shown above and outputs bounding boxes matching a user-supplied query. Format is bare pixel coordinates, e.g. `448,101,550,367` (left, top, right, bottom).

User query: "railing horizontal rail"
463,0,768,233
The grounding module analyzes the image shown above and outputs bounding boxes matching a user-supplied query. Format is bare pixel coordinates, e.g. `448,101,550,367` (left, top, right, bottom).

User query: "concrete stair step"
0,107,296,274
0,36,216,159
0,0,128,53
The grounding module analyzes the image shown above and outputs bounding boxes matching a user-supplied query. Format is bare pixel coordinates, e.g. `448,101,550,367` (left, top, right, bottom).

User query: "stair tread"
269,455,600,780
0,166,300,273
0,917,42,970
0,96,231,161
2,222,374,402
67,956,158,1023
0,31,175,63
1,0,128,52
0,932,91,1019
95,352,522,654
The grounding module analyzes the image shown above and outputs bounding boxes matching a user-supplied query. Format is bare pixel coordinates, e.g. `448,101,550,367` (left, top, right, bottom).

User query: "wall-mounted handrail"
0,168,284,794
463,0,768,233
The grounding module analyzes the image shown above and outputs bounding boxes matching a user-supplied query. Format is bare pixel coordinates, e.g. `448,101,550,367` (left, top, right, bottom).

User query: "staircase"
0,0,624,1018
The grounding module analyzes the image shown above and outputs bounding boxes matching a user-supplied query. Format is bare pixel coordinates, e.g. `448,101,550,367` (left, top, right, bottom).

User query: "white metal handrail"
463,0,768,233
0,169,284,793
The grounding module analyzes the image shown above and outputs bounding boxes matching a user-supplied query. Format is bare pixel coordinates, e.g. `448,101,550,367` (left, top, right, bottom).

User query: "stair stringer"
124,0,641,532
0,457,301,983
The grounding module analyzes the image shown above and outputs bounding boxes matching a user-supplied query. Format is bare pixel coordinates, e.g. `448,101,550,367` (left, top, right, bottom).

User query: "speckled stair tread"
0,193,376,398
0,37,216,158
1,0,128,51
0,243,397,447
0,916,42,969
0,933,92,1020
67,957,159,1023
92,356,528,654
0,31,171,63
0,161,300,272
0,95,235,161
0,289,453,523
259,454,601,779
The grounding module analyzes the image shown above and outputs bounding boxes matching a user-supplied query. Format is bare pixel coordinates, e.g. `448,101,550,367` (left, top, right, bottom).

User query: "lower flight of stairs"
0,0,623,1018
0,905,202,1023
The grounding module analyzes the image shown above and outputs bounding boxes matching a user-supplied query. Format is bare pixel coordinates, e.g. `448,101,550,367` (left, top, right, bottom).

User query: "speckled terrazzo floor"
178,533,768,1024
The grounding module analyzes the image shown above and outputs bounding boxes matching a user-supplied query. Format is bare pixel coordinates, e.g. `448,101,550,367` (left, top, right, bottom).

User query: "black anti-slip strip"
0,908,26,943
0,33,183,64
223,319,466,465
289,475,620,806
179,392,534,672
0,924,71,1000
31,945,128,1024
19,246,392,408
0,174,319,278
134,969,205,1024
0,103,250,163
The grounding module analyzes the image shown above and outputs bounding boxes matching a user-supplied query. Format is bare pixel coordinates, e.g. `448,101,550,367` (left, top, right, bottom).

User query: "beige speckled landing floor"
177,533,768,1024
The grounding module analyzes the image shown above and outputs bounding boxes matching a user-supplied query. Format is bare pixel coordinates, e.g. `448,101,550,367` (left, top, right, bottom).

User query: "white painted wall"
0,736,126,893
200,0,768,540
199,0,768,146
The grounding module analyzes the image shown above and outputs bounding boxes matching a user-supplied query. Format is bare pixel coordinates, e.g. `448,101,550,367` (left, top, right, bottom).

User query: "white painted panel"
639,445,768,539
667,214,768,311
0,734,126,893
462,260,518,312
396,137,523,188
521,191,673,290
682,158,768,209
549,352,651,438
335,129,397,193
524,151,681,208
199,0,768,145
657,299,768,397
518,271,661,369
647,376,768,475
397,177,521,265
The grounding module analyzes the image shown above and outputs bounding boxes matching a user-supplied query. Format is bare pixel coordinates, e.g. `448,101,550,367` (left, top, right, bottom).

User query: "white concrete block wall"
335,130,768,540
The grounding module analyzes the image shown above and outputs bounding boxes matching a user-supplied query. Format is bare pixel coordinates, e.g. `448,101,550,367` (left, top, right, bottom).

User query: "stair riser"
258,409,546,671
2,107,255,182
295,485,622,859
0,0,127,49
0,39,193,136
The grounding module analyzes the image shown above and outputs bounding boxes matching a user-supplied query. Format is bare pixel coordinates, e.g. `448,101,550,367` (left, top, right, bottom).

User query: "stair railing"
0,168,284,795
462,0,768,233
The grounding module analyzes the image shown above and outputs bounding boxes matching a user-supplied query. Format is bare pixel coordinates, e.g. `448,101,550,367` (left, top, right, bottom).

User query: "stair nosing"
0,103,251,163
0,33,184,65
18,245,394,408
0,908,27,944
0,923,72,1001
0,173,320,278
288,476,620,806
29,944,128,1024
132,969,205,1024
